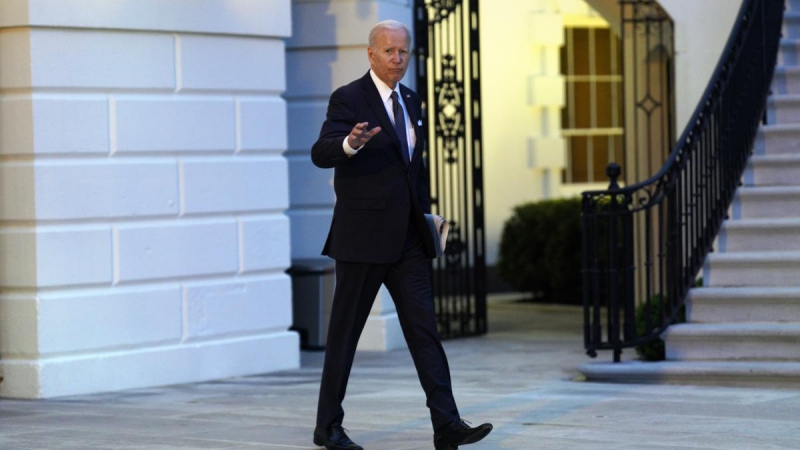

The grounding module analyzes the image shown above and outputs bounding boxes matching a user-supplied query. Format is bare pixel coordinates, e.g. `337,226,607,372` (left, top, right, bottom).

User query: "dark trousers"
315,226,460,430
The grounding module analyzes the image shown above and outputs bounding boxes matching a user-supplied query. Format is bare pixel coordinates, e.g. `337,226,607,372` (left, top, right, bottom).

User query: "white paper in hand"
425,214,449,258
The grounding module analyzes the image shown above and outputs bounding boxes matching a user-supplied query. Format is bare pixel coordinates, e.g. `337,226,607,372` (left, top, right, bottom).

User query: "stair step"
733,186,800,218
773,66,800,95
688,287,800,323
704,252,800,287
744,154,800,186
778,39,800,67
579,361,800,388
785,12,800,40
767,94,800,124
664,323,800,361
718,217,800,252
754,123,800,155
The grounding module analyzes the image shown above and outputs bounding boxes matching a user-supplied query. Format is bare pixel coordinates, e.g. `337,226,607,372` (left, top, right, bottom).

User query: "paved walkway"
1,298,799,449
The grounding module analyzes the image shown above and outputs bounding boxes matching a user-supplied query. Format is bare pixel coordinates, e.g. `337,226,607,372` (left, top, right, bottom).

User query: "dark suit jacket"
312,71,436,264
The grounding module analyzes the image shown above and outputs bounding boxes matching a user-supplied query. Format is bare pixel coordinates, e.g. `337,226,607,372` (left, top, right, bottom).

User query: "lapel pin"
417,120,422,126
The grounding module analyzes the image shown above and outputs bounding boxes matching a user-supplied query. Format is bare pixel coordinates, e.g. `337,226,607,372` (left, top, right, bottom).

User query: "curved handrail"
582,0,785,361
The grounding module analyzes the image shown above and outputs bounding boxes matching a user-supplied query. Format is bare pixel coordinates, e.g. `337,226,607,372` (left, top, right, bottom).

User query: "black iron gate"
414,0,487,339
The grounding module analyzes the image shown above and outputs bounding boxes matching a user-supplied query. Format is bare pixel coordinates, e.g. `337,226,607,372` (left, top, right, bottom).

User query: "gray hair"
368,20,411,48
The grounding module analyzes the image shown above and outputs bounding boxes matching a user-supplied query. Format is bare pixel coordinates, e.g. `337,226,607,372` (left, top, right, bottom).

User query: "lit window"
561,27,624,183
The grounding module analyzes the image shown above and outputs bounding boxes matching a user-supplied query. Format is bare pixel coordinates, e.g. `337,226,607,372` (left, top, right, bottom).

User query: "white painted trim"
0,0,291,38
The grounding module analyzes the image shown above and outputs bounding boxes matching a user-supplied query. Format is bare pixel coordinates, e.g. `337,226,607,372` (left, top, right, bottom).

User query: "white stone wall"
0,0,298,398
658,0,740,133
285,0,414,351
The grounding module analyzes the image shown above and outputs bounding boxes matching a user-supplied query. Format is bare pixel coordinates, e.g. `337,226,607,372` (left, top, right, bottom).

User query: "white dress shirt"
343,69,416,157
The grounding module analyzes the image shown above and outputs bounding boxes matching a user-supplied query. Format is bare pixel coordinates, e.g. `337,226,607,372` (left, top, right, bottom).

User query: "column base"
357,312,405,351
0,331,299,399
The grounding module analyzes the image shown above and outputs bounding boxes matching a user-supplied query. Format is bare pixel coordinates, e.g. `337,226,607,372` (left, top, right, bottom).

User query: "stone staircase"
580,1,800,388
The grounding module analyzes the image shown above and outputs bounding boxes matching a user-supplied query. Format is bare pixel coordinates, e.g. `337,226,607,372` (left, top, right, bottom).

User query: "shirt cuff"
343,136,363,155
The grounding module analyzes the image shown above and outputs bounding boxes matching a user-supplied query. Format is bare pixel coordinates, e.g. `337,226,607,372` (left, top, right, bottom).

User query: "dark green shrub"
634,294,687,361
634,295,667,361
496,197,582,304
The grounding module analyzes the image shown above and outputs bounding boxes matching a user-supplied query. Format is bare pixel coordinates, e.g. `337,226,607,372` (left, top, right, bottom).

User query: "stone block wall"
0,0,297,398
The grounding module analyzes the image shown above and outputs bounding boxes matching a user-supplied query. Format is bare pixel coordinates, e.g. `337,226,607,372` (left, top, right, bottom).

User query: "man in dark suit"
311,19,493,450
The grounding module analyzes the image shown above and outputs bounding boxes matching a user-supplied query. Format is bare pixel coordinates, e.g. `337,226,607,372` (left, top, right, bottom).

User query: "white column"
285,0,415,352
0,0,298,399
526,8,567,199
357,286,405,351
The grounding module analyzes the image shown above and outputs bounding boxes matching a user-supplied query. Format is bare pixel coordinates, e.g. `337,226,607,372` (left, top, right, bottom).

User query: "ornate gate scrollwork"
415,0,487,338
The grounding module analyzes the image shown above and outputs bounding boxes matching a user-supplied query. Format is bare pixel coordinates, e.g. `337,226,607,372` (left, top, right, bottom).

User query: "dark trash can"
287,259,335,350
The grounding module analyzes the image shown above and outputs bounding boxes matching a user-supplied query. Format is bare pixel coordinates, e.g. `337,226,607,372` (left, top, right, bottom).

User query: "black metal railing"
582,0,784,362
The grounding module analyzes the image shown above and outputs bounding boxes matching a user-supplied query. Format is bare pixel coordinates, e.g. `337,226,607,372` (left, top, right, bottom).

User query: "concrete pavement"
1,298,799,449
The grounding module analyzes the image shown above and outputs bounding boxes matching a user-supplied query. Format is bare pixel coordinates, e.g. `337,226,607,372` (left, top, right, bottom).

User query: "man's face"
368,28,410,89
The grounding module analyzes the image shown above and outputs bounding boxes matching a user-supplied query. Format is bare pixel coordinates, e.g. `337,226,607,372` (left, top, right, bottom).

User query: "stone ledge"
579,360,800,389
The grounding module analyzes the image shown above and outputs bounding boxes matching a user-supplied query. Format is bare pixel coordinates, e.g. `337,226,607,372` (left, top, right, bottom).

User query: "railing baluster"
582,0,784,360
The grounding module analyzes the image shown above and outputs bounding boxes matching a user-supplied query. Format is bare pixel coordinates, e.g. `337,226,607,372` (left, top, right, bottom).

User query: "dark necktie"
391,91,411,165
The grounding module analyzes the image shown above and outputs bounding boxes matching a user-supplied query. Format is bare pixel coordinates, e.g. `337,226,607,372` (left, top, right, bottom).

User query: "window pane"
573,82,591,128
562,82,571,128
570,136,589,183
616,81,624,127
614,135,624,166
572,28,590,75
595,82,613,128
592,135,611,182
589,135,625,182
594,28,612,75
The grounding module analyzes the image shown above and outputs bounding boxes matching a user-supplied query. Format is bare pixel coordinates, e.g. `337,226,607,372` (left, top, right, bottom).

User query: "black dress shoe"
313,423,363,450
433,419,493,450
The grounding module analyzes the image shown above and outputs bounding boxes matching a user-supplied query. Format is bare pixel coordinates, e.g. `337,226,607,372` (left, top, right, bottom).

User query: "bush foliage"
634,295,668,361
496,197,583,304
634,289,692,361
